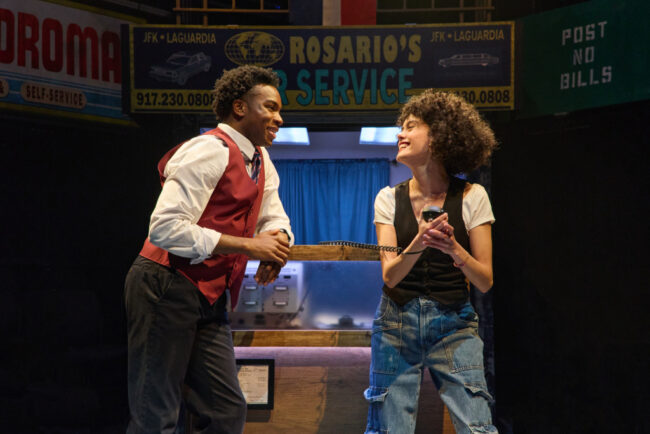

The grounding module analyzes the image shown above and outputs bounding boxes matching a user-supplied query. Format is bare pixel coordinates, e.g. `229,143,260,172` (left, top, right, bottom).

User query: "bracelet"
453,260,466,268
403,249,425,255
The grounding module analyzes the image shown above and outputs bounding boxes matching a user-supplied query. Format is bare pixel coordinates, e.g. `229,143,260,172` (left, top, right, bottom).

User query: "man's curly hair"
397,90,497,175
212,65,280,121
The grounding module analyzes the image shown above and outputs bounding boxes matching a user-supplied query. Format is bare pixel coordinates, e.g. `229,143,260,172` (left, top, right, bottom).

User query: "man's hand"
255,261,282,285
212,229,290,268
247,229,290,265
253,229,290,285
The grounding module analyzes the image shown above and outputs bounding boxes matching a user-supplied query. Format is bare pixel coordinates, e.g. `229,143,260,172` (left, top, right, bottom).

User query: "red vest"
139,127,265,307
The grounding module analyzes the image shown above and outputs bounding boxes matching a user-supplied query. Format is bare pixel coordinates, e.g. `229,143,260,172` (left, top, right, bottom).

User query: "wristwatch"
279,228,291,243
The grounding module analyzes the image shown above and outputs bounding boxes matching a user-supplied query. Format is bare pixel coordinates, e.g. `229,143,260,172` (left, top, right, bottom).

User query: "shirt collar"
217,123,256,161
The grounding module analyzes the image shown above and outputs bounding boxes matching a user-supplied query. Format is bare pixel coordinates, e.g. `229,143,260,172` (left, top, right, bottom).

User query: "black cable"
318,240,402,253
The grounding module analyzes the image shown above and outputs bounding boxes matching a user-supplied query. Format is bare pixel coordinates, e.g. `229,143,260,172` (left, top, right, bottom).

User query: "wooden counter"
233,330,371,347
287,244,381,261
235,246,453,433
235,341,454,434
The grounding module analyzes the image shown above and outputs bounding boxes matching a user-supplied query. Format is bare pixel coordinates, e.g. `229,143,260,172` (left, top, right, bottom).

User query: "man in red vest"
124,65,293,434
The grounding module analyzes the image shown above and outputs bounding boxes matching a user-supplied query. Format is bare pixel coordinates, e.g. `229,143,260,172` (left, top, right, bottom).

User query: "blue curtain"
274,159,390,245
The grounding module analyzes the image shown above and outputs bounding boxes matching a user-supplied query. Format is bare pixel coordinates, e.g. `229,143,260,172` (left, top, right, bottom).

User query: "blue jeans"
364,294,497,434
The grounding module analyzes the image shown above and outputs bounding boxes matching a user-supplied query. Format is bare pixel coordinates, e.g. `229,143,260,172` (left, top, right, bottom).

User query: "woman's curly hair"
212,65,280,121
397,90,497,175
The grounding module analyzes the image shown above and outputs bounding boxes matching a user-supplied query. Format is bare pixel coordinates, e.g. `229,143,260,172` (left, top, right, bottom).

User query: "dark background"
2,0,648,432
491,101,650,433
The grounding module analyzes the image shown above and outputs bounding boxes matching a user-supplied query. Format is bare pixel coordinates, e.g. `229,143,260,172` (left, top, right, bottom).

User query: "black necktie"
250,149,261,184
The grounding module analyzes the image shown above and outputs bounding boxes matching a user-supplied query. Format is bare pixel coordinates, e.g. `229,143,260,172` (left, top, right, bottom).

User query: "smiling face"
237,84,283,147
396,114,433,165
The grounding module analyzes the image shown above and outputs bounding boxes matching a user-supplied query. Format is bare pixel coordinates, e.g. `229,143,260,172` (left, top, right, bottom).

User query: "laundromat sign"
0,0,139,123
125,23,514,113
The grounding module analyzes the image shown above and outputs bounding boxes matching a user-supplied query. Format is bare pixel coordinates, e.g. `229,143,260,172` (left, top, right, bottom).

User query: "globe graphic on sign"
225,31,285,66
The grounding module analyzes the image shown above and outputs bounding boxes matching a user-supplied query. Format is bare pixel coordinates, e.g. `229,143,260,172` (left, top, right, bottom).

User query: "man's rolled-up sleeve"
148,136,227,263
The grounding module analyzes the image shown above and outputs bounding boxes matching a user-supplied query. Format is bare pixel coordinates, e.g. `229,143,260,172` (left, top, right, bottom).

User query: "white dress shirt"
148,123,294,264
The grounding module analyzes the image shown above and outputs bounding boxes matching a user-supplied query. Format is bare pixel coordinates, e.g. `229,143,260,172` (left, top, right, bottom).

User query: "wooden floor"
235,346,454,434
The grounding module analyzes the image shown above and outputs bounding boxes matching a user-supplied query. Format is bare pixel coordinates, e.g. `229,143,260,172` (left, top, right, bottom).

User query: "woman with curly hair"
364,90,498,434
125,65,293,434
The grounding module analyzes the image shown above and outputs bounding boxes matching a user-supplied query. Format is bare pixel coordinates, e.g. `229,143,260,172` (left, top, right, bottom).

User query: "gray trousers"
124,256,246,434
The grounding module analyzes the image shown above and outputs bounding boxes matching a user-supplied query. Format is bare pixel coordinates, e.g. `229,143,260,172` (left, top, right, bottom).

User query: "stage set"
1,0,648,433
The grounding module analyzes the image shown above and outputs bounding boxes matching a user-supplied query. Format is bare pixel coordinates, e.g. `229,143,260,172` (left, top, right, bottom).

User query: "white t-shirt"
374,182,495,233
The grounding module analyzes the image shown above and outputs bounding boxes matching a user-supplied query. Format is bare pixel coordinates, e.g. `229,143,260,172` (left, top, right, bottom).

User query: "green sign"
520,0,650,117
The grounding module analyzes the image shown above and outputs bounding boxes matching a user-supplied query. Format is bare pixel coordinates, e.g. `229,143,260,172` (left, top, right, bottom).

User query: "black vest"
383,177,470,306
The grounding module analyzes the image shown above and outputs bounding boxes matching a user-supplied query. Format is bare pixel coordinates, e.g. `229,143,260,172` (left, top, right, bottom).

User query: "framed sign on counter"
236,358,275,410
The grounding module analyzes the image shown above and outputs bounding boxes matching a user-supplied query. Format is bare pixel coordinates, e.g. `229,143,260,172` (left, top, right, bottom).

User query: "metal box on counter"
231,260,383,330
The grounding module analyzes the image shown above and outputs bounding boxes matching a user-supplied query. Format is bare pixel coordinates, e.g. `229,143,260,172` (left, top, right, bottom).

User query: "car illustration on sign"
438,53,499,68
149,51,212,85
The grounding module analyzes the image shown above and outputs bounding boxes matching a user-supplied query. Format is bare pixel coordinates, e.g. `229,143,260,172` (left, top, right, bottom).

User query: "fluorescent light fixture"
359,127,400,145
199,127,310,145
273,127,310,145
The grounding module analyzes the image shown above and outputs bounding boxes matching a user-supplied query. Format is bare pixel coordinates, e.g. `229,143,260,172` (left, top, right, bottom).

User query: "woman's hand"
422,219,457,255
422,221,494,292
417,213,451,252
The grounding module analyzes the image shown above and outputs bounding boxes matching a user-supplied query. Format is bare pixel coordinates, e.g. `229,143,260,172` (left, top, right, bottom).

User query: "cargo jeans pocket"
364,387,389,434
